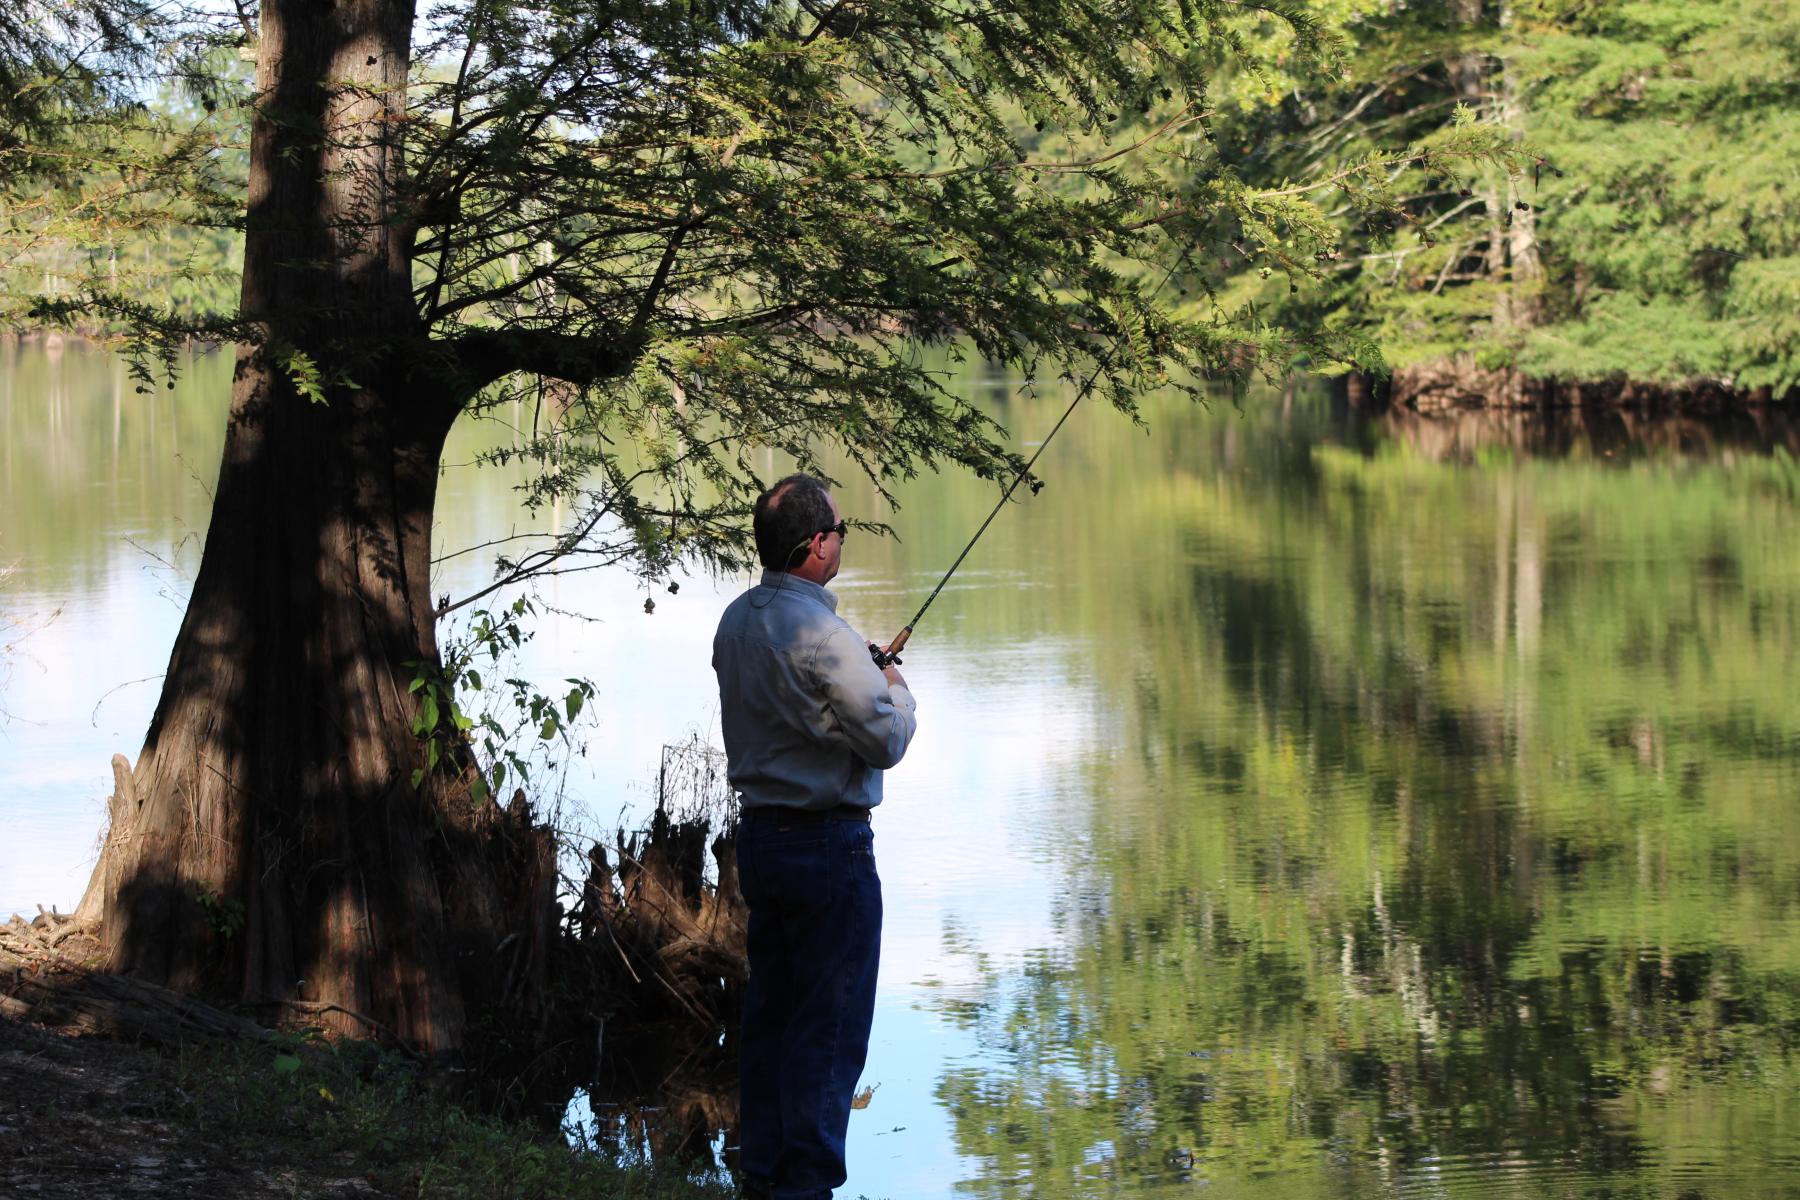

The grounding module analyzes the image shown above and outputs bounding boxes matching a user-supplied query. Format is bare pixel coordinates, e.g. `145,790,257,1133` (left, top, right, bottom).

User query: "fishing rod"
865,346,1119,670
866,255,1187,670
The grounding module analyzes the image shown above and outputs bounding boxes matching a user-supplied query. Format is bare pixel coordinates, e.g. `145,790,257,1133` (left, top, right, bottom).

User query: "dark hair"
754,473,834,569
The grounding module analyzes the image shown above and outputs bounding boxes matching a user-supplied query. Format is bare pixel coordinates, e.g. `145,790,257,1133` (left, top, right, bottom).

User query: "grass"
170,1031,739,1200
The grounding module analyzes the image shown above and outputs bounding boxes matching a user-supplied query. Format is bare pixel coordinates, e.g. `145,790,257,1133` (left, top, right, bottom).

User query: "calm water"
3,339,1799,1199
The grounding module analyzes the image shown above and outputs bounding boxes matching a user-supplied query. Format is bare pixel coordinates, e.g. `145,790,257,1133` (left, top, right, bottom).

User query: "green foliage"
15,0,1525,603
0,0,166,140
407,596,597,800
400,0,1524,598
1,51,249,335
190,887,245,938
1512,0,1800,391
412,0,1249,581
1209,0,1800,393
268,338,353,406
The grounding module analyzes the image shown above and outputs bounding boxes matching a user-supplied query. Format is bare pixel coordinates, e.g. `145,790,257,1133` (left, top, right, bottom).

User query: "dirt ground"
0,1014,396,1199
0,914,739,1200
0,913,396,1200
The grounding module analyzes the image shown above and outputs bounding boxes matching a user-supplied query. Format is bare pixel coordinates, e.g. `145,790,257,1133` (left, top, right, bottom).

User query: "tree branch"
439,326,647,400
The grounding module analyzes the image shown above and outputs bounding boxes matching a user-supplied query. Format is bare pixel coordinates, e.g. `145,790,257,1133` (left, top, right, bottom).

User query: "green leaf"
272,343,328,405
420,690,439,733
272,1053,302,1076
565,687,584,722
464,669,482,691
539,716,558,741
410,767,425,790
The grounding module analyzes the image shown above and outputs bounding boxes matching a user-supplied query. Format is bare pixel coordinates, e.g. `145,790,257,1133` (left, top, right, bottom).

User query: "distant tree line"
7,1,1795,406
1205,0,1800,404
1,3,242,333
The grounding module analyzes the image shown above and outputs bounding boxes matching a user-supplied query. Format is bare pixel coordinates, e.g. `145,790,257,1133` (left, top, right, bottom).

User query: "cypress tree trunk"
81,0,525,1057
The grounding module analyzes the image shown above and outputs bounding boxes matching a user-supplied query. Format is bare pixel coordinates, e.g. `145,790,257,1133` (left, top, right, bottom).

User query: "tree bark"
1448,0,1505,295
81,0,528,1058
1491,1,1540,333
1442,0,1539,403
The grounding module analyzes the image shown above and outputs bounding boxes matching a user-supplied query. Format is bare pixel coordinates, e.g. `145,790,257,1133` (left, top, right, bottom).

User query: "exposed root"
14,739,751,1126
569,806,746,1036
2,913,267,1045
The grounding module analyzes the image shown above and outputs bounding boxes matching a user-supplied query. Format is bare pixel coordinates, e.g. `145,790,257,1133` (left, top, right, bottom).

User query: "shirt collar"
759,568,838,612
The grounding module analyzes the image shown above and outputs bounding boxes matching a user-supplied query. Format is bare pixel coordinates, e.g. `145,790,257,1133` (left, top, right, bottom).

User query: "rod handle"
868,626,912,668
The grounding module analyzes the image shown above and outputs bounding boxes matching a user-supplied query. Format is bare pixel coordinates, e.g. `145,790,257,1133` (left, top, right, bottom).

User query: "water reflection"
565,1024,738,1187
925,393,1800,1198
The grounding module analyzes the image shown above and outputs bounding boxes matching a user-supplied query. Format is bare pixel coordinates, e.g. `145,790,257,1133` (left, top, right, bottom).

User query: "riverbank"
0,1003,735,1200
8,331,1794,415
0,917,736,1200
1364,355,1796,412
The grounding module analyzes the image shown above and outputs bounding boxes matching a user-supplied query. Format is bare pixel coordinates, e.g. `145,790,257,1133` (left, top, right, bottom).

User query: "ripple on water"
1381,1149,1800,1200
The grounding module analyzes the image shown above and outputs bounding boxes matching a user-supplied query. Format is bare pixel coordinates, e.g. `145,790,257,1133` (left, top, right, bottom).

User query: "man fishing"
713,472,919,1200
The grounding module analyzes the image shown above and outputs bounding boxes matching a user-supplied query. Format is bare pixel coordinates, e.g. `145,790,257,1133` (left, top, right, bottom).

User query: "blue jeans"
735,813,883,1200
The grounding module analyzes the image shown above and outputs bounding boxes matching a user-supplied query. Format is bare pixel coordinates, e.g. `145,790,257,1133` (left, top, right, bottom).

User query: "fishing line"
867,364,1097,666
870,262,1185,668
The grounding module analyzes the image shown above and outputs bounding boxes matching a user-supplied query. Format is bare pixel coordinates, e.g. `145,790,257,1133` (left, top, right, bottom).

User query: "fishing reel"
868,627,912,669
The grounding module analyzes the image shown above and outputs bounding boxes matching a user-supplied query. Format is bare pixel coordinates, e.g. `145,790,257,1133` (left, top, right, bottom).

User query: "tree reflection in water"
923,394,1800,1198
567,1018,739,1187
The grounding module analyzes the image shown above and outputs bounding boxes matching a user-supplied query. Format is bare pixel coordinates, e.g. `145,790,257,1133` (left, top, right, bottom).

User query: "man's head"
754,473,844,583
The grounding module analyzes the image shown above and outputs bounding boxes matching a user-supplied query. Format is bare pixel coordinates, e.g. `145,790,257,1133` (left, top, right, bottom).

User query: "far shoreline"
5,329,1795,416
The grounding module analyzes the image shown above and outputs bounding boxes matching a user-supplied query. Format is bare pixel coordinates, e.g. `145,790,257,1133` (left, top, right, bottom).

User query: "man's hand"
867,638,909,691
866,626,912,692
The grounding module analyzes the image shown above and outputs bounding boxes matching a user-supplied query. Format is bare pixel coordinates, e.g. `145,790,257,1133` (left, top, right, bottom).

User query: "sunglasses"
819,519,849,541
